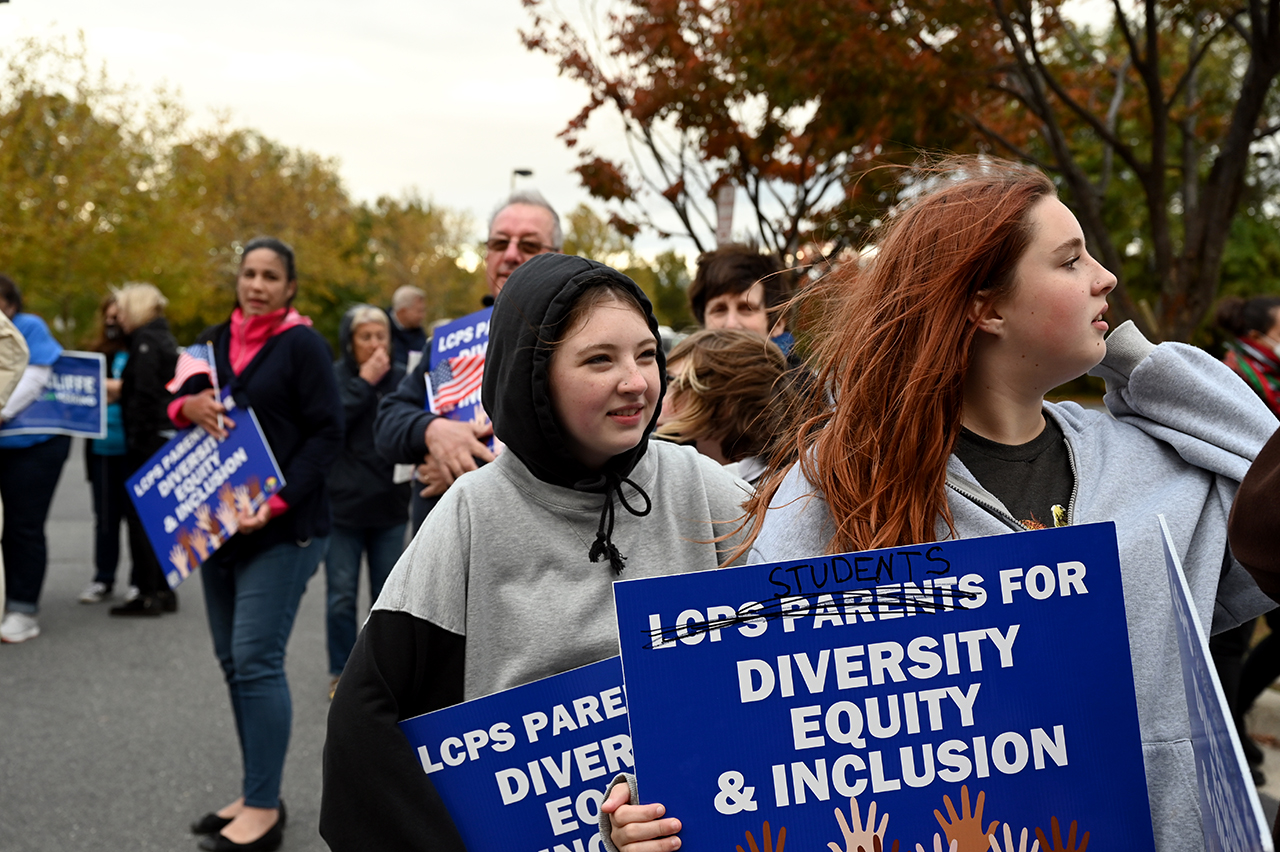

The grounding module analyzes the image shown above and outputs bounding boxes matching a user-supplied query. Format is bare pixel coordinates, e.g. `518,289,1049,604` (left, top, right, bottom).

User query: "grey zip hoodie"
752,321,1278,852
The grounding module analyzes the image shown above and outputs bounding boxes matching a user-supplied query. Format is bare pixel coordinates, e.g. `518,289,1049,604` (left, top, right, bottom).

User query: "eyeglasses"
485,236,553,256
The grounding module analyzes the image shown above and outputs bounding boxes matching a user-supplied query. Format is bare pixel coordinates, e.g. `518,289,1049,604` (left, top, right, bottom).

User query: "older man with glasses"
373,190,562,532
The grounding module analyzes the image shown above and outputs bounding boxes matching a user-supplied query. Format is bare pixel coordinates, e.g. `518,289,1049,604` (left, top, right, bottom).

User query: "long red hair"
741,157,1056,555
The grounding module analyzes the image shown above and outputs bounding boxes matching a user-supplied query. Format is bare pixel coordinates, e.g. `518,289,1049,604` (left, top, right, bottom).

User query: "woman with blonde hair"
655,327,797,484
605,157,1279,852
111,282,180,616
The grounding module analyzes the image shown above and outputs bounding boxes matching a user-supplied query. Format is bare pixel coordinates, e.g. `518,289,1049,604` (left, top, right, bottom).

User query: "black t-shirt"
954,416,1074,530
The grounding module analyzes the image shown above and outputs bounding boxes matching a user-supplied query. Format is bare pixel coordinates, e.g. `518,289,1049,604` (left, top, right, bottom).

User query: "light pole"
510,168,533,194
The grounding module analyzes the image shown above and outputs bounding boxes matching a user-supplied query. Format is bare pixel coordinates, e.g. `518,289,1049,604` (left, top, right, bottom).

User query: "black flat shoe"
190,812,233,835
109,595,163,617
197,802,286,852
157,589,178,613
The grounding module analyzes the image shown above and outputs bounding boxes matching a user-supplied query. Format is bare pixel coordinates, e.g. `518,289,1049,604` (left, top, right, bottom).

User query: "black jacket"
329,310,410,529
121,317,178,460
174,318,343,561
387,308,427,368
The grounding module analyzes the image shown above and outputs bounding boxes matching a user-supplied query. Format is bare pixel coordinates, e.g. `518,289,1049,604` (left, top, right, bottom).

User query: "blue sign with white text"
613,522,1156,852
426,307,494,451
1161,516,1272,852
398,657,630,852
0,351,105,438
126,390,285,589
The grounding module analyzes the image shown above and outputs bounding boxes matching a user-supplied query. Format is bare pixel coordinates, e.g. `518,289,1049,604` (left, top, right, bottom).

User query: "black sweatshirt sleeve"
373,362,438,464
1229,425,1280,601
320,610,467,851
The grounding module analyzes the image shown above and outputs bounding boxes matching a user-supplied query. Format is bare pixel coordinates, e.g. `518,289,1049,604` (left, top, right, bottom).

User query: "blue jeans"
1,435,72,612
200,537,327,808
324,523,405,677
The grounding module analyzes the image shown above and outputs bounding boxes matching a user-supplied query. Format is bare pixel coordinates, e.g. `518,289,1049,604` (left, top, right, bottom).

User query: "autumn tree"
522,0,999,265
562,203,695,328
356,193,486,323
0,35,485,350
963,0,1280,340
0,34,182,341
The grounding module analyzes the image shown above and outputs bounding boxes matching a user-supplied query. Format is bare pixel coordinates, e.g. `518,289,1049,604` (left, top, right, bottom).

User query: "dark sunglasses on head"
485,237,552,255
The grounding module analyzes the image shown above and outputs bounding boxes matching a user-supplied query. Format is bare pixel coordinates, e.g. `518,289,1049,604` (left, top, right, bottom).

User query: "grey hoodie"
752,321,1278,852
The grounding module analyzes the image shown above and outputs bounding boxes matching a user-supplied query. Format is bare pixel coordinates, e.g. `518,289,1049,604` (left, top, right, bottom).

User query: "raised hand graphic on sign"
1035,817,1088,852
918,832,958,852
737,820,786,852
828,798,889,852
934,787,998,852
988,823,1039,852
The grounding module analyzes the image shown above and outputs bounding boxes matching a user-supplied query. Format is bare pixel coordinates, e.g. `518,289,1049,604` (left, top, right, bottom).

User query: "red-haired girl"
604,158,1278,852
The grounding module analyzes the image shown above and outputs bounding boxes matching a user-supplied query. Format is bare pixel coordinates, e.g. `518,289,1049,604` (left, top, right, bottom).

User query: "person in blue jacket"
0,275,71,644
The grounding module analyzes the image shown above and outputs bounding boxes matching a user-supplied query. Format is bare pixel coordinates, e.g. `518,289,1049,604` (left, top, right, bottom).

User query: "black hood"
482,253,667,491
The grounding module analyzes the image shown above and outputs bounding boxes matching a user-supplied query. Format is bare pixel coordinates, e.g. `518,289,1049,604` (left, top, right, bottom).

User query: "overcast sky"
0,0,615,241
1,0,1114,253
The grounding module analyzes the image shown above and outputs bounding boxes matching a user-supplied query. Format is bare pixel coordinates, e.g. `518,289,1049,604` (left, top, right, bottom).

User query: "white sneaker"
0,611,40,643
79,581,112,604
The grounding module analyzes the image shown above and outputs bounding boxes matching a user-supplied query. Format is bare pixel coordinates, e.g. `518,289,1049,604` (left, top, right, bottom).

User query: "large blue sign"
613,522,1156,852
426,306,496,451
0,351,105,438
1161,516,1273,852
125,391,285,589
398,657,630,852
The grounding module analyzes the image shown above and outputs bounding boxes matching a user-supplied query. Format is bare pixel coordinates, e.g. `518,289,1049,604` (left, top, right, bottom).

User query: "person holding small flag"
169,237,342,852
373,190,562,533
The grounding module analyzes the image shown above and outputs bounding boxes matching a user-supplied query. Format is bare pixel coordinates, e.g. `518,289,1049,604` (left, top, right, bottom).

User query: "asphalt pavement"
0,444,339,852
3,442,1280,851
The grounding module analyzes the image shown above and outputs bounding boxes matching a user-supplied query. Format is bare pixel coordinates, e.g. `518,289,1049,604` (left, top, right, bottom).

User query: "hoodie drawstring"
589,473,652,575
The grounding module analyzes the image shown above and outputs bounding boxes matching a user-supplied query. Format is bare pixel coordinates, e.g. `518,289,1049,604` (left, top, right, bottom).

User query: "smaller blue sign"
125,390,285,589
1161,515,1273,852
426,307,495,451
398,657,631,852
0,351,105,438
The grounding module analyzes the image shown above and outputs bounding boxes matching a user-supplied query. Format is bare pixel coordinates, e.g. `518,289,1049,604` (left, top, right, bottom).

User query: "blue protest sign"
1160,515,1273,852
426,307,495,450
614,522,1156,852
0,351,105,438
125,391,285,589
398,657,631,852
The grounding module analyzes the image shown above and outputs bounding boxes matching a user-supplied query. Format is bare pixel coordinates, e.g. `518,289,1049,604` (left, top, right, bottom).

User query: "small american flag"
166,343,216,393
427,353,485,413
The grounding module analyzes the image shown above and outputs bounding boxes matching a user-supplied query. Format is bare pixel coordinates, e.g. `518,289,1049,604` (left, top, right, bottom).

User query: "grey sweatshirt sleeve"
1089,320,1279,478
597,773,639,852
1090,320,1278,632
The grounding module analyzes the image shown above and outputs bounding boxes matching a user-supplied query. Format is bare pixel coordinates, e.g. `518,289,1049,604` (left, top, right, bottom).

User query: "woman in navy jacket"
170,237,343,852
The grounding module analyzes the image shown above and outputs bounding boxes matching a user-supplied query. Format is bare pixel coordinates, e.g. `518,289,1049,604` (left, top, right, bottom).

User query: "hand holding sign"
424,417,494,482
601,782,682,852
181,388,234,440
